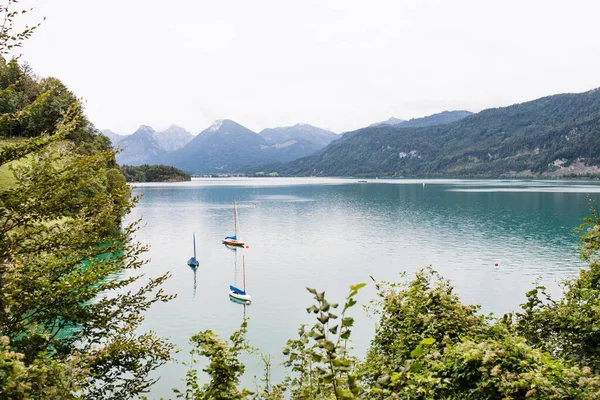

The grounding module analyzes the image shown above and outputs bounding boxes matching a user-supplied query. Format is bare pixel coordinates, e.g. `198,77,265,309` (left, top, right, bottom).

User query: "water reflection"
224,244,240,285
189,265,197,298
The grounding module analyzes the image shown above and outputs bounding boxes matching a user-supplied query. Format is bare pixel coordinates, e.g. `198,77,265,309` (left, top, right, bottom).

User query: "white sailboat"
222,198,245,247
229,255,251,302
187,233,199,268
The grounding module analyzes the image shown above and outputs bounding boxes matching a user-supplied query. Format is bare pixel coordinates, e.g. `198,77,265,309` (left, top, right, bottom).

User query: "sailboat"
229,255,251,302
187,233,200,268
222,198,245,247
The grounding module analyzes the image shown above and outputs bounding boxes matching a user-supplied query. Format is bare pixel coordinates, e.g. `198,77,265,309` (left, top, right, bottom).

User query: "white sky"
14,0,600,134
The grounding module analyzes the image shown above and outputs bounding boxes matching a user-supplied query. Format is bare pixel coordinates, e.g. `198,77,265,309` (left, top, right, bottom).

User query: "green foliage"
254,354,286,400
0,50,174,400
514,262,600,372
120,164,191,182
364,268,492,382
0,335,77,400
508,202,600,373
1,133,176,398
0,56,109,158
394,334,600,399
0,1,44,56
178,285,365,400
175,321,252,400
359,265,600,398
575,197,600,263
289,284,365,399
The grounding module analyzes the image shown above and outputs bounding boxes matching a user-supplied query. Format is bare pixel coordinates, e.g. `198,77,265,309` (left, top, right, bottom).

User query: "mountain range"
104,125,194,165
102,111,473,172
155,121,339,173
102,87,600,178
267,89,600,178
338,110,473,143
101,120,340,171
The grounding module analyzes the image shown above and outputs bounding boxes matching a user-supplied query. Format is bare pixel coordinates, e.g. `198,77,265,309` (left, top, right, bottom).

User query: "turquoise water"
124,178,600,398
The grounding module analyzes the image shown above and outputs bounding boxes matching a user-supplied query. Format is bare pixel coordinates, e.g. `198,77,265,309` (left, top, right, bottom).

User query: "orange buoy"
245,245,249,248
246,301,251,305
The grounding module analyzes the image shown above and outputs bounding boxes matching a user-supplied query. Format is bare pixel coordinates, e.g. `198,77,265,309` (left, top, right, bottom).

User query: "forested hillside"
270,89,600,177
121,164,191,182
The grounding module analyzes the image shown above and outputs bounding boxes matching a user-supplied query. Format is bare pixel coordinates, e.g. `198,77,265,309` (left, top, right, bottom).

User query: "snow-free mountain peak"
130,125,156,138
116,126,163,166
155,125,193,152
100,129,126,145
197,119,256,138
207,119,224,132
258,124,337,148
161,124,189,134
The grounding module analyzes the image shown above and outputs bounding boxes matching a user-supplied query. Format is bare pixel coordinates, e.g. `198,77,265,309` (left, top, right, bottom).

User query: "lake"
124,178,600,398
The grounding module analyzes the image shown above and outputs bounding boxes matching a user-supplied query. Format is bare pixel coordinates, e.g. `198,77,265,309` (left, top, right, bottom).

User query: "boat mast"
242,255,246,292
193,233,197,259
233,198,237,237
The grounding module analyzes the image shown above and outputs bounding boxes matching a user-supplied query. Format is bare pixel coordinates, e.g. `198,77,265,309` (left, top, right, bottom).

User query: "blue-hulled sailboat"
229,255,251,302
187,233,200,268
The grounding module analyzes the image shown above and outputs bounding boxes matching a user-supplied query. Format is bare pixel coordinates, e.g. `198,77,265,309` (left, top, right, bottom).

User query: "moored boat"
187,233,200,267
229,255,251,303
222,198,245,246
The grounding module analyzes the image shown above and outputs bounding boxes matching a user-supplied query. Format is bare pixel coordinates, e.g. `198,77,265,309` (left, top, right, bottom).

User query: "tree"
175,321,252,400
0,29,175,400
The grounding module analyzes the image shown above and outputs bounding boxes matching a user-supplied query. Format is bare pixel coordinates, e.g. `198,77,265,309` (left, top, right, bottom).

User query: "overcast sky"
15,0,600,134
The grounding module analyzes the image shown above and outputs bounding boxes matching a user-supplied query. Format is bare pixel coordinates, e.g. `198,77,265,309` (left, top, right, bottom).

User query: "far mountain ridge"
257,124,338,160
259,123,337,144
111,124,193,165
156,119,267,172
104,111,471,171
100,129,127,145
154,125,194,152
150,119,341,173
116,125,166,165
337,110,473,143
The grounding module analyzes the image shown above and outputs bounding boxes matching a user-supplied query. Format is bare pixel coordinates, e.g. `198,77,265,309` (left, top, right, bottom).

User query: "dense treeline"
265,89,600,177
120,164,191,182
0,8,173,398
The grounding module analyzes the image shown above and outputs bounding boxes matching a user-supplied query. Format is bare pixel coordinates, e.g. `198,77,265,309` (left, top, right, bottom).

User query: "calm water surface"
124,178,600,398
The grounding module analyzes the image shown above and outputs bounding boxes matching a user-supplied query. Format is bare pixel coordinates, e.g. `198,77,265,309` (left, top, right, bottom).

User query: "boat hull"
222,239,245,247
229,290,251,302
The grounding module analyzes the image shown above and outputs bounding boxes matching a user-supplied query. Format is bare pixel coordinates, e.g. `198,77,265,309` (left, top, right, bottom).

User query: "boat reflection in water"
188,264,197,298
229,295,249,321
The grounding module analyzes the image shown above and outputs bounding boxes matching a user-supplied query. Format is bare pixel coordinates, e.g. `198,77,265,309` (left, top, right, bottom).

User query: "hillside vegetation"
271,89,600,177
